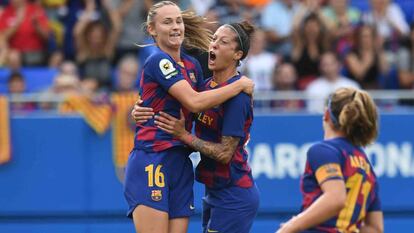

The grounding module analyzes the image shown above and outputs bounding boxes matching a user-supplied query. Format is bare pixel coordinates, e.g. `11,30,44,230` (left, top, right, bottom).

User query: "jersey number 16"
145,164,165,188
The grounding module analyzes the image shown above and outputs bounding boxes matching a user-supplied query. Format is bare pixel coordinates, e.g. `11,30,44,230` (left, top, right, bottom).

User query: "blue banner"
0,114,413,232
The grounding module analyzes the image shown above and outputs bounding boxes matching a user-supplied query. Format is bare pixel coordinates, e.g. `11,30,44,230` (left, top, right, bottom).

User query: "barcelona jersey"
134,47,204,152
195,75,254,189
301,137,381,232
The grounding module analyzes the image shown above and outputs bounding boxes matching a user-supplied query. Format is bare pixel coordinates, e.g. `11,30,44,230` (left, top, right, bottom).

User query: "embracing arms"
168,78,253,113
155,111,239,164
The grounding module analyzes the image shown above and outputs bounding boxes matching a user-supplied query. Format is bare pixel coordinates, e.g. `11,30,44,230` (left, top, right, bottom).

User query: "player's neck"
160,45,181,62
324,127,345,140
212,67,238,84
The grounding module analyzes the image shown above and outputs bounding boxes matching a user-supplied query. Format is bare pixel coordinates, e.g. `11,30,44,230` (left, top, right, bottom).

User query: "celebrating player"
276,87,383,233
123,1,254,233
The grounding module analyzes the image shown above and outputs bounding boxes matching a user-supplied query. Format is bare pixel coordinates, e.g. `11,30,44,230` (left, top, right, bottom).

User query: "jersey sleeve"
367,182,382,212
146,53,185,91
307,143,344,185
222,93,251,138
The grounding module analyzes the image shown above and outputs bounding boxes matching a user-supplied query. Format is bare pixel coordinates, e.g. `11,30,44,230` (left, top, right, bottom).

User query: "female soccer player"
153,21,260,233
276,87,383,233
124,2,254,233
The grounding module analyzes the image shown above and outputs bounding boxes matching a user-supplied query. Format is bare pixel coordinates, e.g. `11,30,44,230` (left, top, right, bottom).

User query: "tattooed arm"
155,111,240,164
183,134,239,164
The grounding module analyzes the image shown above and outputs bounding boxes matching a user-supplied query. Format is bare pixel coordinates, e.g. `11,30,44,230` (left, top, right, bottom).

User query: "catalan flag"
59,93,138,182
0,96,11,164
59,95,112,135
111,92,138,168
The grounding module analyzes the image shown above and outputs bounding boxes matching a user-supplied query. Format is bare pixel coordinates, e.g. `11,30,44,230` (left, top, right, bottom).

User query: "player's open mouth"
209,51,216,61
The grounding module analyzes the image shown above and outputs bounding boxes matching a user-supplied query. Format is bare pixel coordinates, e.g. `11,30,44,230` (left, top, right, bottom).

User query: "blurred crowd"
1,0,414,113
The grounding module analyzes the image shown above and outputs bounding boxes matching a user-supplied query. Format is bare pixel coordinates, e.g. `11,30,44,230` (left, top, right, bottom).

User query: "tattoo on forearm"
186,135,240,163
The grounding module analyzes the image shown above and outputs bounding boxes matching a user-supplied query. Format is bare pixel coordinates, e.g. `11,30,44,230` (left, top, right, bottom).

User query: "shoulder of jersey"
147,52,179,79
144,51,169,67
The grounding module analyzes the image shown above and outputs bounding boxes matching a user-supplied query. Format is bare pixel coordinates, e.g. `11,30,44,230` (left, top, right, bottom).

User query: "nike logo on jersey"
190,205,195,210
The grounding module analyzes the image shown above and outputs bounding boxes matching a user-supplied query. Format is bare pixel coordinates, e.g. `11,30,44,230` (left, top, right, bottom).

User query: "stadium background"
1,0,414,232
0,114,413,232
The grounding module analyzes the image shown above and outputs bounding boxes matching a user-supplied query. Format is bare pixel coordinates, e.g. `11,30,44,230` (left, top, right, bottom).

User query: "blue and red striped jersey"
301,137,381,232
195,75,254,189
134,47,204,152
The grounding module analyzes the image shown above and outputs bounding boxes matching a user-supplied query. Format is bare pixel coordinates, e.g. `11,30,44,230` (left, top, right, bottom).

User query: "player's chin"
207,63,214,70
169,39,183,48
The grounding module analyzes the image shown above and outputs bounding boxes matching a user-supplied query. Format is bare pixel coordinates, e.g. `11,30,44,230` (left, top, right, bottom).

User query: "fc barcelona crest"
151,190,162,201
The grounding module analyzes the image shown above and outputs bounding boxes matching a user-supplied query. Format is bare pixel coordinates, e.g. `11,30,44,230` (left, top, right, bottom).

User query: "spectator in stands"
0,0,50,66
7,71,25,94
0,35,8,67
345,24,389,89
396,23,414,89
208,0,255,25
109,0,148,64
189,0,216,16
58,60,79,78
292,0,333,31
291,12,330,90
7,71,36,111
54,60,81,92
7,49,22,71
362,0,409,54
41,0,66,67
48,50,64,68
261,0,300,57
322,0,361,58
271,62,304,111
73,0,121,90
306,51,359,113
113,55,139,92
241,28,278,91
52,73,80,95
38,72,81,110
80,78,99,97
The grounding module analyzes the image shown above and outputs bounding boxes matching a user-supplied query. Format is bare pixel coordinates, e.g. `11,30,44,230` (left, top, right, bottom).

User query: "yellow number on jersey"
336,173,372,230
145,164,165,187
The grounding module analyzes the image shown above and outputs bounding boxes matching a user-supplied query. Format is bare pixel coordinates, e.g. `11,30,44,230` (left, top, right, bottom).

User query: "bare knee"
168,217,189,233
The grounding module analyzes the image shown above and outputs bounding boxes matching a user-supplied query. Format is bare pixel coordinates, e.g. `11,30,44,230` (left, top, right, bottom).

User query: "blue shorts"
202,184,260,233
124,146,195,219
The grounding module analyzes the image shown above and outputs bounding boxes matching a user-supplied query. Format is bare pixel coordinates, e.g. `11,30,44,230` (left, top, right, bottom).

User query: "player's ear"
233,50,243,61
323,108,329,122
148,24,157,37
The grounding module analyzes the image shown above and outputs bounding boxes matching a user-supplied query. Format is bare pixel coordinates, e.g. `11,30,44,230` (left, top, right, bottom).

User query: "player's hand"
131,99,154,124
239,75,254,96
154,110,186,138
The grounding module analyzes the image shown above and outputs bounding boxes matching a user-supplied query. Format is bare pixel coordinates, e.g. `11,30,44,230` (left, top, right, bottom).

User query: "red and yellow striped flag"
59,95,112,135
0,96,11,164
111,92,138,169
